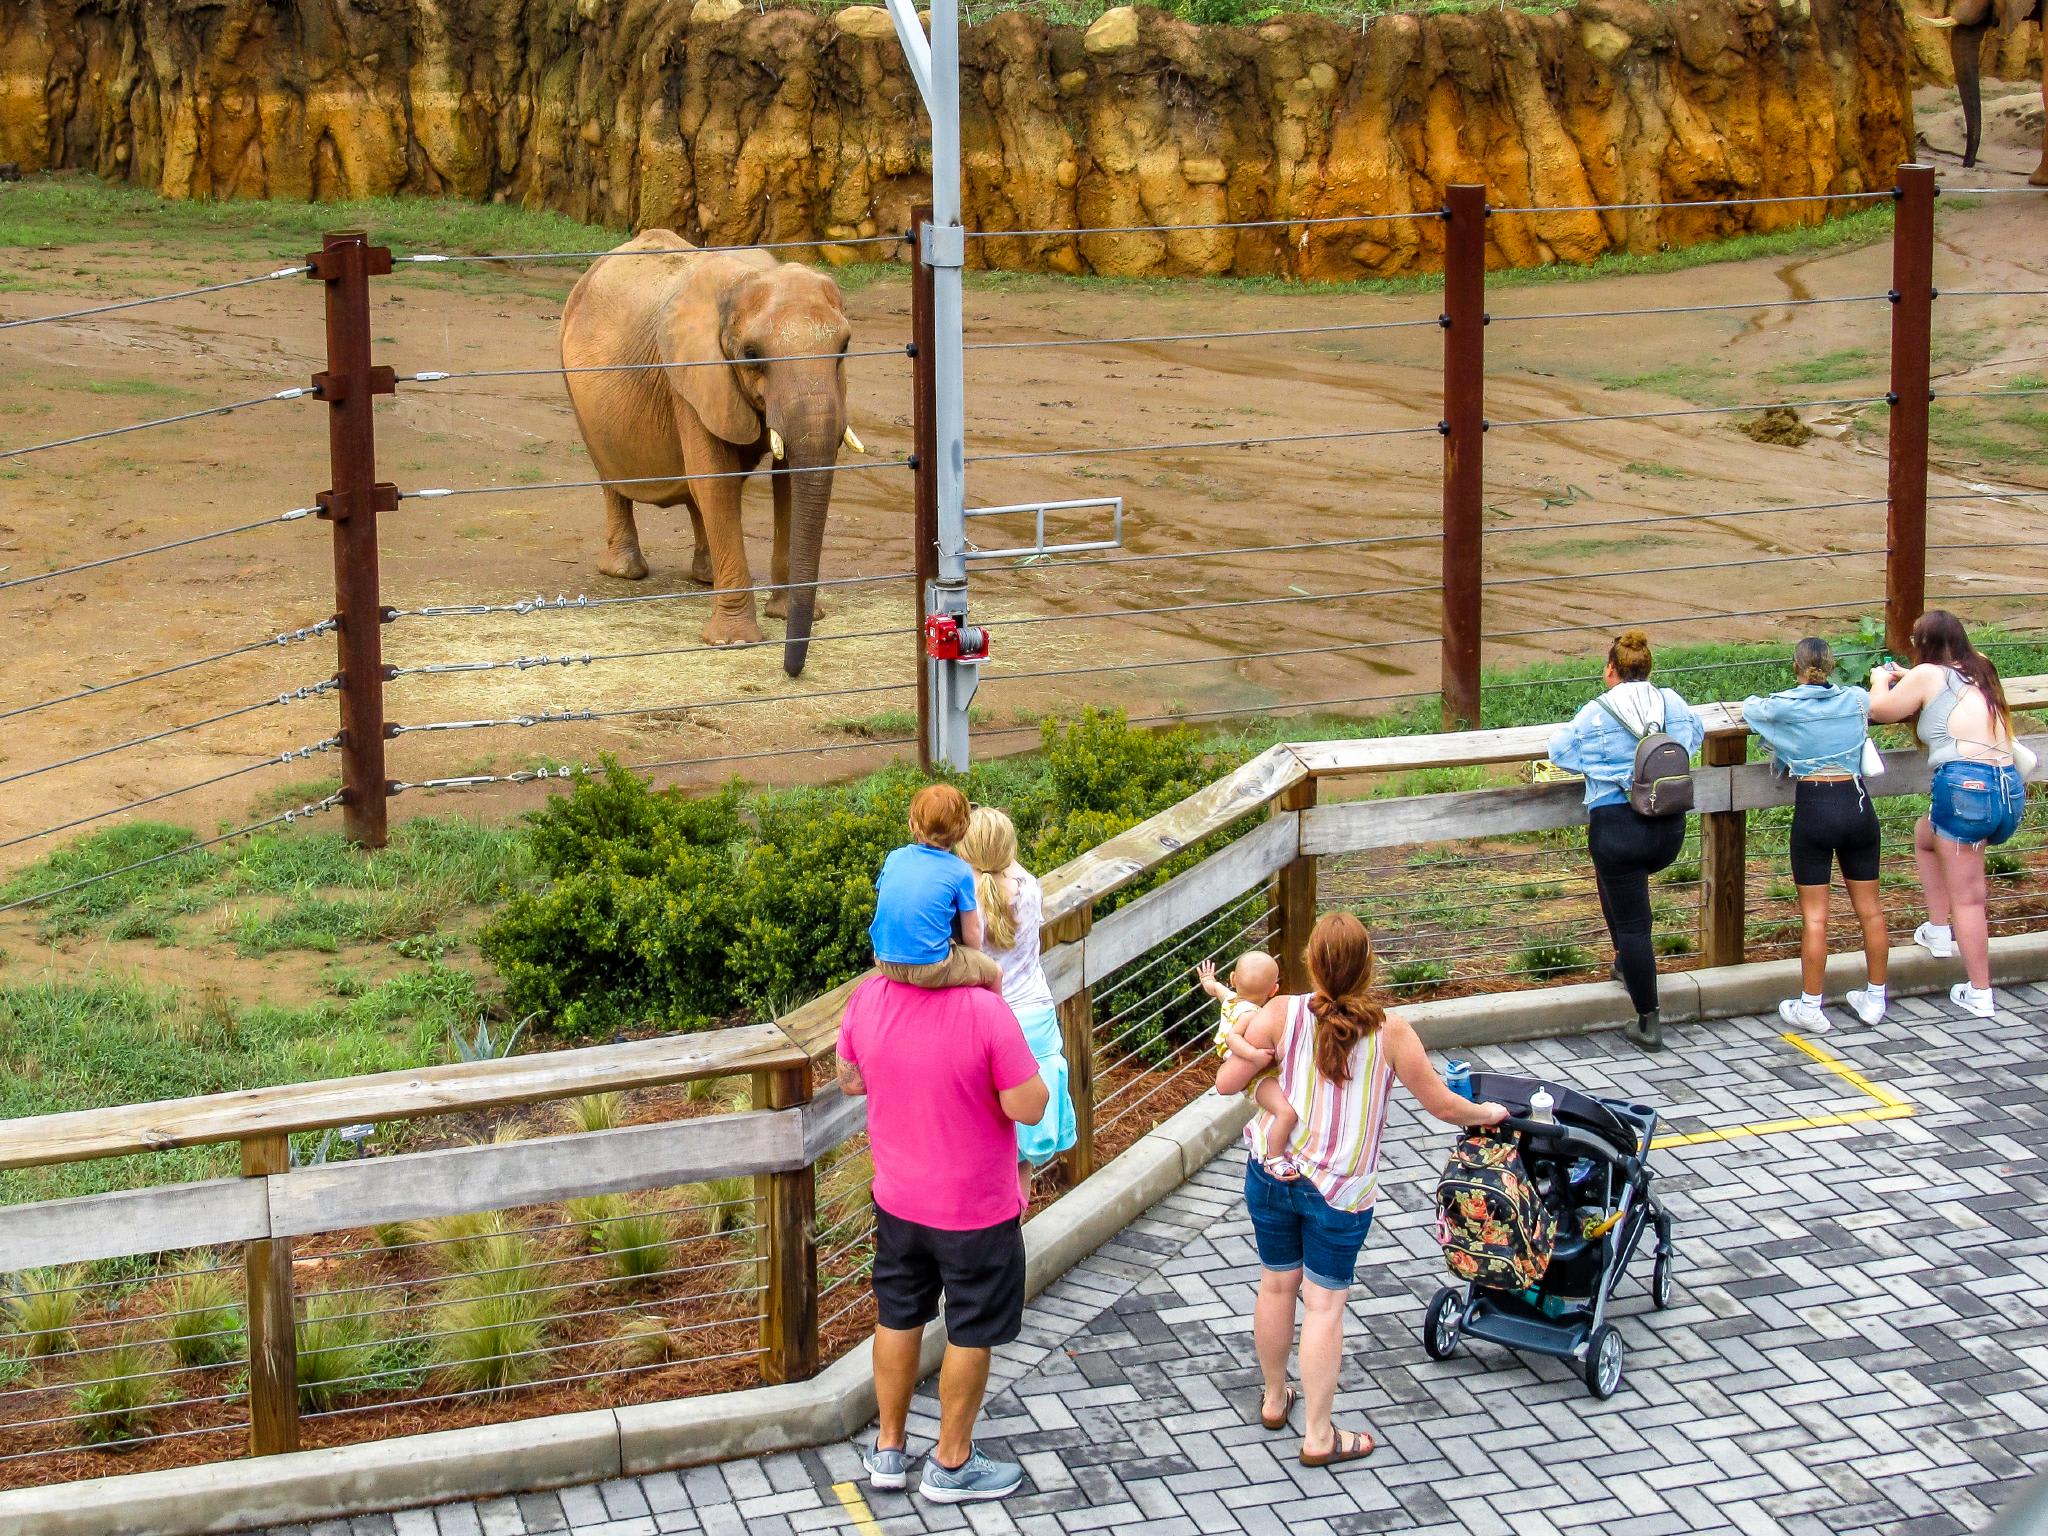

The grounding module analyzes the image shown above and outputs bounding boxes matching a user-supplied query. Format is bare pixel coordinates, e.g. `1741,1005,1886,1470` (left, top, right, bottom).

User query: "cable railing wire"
0,736,340,853
0,792,346,917
965,421,1440,467
0,618,336,724
987,580,1443,631
0,388,313,460
963,210,1437,240
962,316,1441,353
0,265,308,332
1932,385,2048,399
1484,546,1887,591
399,345,909,385
400,460,909,501
0,679,337,789
394,569,913,622
983,528,1445,573
1490,394,1889,432
1487,294,1892,325
1487,495,1886,539
388,622,916,681
387,677,908,738
1489,190,1894,214
396,235,908,265
0,506,319,594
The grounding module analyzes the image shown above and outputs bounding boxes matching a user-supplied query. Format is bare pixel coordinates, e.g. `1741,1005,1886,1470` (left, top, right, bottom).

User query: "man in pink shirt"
836,974,1049,1504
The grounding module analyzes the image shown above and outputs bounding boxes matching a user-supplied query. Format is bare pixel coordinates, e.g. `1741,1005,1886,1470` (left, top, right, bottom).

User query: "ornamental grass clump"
599,1202,676,1285
161,1261,241,1370
295,1295,385,1411
5,1267,86,1360
72,1337,163,1448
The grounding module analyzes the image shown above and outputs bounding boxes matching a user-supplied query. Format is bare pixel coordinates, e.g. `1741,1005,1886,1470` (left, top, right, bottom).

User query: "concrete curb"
9,932,2041,1534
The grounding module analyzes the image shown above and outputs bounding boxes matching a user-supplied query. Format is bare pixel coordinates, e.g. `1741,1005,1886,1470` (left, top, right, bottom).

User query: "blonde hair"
1608,628,1653,682
956,806,1022,952
908,783,970,848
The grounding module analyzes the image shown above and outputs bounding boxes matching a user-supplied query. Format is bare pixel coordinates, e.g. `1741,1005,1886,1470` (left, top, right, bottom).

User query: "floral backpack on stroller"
1434,1131,1557,1291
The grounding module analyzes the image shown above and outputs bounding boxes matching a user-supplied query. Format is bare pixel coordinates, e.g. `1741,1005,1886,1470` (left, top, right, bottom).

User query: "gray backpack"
1596,696,1694,817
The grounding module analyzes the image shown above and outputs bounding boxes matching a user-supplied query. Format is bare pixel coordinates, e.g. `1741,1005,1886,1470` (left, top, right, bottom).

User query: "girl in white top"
957,808,1077,1200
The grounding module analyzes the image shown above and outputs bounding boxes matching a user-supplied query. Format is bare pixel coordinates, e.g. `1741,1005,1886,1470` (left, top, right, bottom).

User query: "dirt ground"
0,120,2044,860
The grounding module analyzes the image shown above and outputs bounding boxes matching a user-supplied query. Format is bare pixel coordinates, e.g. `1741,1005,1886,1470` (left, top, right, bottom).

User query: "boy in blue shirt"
870,784,1002,991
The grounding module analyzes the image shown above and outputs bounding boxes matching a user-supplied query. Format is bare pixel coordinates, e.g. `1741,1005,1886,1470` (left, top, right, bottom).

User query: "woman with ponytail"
1217,912,1504,1470
1870,610,2035,1018
1546,629,1705,1050
1742,637,1889,1031
956,807,1076,1199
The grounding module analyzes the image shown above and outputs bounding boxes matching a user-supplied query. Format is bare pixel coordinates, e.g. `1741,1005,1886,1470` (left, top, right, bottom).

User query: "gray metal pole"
924,0,975,771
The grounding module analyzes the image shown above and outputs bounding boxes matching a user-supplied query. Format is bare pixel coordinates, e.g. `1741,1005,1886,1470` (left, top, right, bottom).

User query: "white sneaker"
1914,923,1955,959
1950,982,1997,1019
1778,997,1829,1032
1845,988,1887,1026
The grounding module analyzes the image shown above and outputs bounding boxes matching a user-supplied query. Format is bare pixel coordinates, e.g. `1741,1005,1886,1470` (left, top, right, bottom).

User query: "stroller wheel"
1422,1285,1463,1361
1651,1249,1674,1311
1584,1324,1626,1399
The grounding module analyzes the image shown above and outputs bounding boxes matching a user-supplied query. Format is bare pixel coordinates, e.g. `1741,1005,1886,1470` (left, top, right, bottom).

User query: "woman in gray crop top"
1869,610,2029,1019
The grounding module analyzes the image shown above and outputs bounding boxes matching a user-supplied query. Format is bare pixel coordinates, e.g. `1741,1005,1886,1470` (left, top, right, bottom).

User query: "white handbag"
1860,739,1886,778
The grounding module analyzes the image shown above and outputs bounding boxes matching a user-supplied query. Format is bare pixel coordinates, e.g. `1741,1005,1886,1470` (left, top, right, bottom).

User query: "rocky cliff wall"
0,0,1915,278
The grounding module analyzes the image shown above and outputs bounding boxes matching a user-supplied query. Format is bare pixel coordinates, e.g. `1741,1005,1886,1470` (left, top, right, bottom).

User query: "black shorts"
1789,777,1881,886
871,1202,1026,1349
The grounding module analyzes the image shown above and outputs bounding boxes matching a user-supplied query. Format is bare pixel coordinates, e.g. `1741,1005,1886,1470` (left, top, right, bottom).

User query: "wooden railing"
2,677,2042,1479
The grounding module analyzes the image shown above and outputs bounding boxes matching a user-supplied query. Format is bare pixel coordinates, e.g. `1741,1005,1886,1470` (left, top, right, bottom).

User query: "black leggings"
1789,778,1881,886
1589,804,1687,1015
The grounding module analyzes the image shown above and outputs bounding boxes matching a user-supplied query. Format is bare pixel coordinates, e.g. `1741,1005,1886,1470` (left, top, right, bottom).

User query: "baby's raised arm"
1194,958,1231,1001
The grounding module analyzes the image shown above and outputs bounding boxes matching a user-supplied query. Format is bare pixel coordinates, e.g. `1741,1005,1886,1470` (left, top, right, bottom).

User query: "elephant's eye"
741,344,761,361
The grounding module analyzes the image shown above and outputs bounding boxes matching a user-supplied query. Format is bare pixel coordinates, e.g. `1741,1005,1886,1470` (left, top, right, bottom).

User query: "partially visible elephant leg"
1948,13,1992,168
686,501,714,586
599,488,649,580
764,467,825,621
693,466,765,647
2033,58,2047,185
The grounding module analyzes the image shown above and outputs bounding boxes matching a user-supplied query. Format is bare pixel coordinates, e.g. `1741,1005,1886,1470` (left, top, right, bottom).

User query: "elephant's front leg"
687,502,714,587
764,468,825,621
599,488,649,581
694,466,766,647
2033,62,2047,185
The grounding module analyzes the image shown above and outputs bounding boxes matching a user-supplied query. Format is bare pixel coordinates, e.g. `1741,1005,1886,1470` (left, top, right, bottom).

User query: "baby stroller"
1423,1070,1674,1399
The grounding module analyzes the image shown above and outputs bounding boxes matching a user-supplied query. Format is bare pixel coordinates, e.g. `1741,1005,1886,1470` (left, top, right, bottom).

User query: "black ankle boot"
1623,1008,1664,1051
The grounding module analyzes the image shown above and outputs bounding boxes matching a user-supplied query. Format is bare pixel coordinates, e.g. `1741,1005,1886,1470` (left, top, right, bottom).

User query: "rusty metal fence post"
1440,185,1488,732
910,209,938,773
1885,164,1936,660
309,231,396,849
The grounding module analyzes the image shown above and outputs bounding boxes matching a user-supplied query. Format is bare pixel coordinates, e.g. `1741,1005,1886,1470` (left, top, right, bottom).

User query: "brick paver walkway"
266,990,2048,1536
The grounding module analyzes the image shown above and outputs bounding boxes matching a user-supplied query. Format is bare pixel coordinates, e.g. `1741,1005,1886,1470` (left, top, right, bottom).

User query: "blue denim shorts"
1930,760,2025,849
1244,1160,1374,1292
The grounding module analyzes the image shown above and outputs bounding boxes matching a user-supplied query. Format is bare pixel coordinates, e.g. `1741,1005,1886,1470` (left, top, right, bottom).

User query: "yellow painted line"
833,1481,886,1536
1650,1030,1916,1149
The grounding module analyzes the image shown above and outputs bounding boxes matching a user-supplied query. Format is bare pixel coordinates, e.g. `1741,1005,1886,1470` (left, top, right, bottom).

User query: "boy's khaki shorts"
876,943,1003,992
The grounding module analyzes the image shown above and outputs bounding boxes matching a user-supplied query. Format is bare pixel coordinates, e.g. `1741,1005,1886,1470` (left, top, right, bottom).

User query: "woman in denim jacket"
1870,610,2031,1020
1547,629,1704,1051
1742,638,1888,1033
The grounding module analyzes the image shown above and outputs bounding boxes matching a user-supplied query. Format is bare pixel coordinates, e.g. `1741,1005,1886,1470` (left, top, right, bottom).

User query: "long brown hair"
1305,912,1385,1085
1911,609,2010,737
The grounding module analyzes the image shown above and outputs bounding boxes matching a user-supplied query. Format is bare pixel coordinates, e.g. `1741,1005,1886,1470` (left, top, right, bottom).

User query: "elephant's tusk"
1915,13,1958,25
843,426,866,455
769,429,786,460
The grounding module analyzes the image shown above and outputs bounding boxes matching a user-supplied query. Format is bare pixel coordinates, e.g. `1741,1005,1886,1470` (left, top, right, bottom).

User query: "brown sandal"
1300,1428,1375,1467
1259,1384,1297,1431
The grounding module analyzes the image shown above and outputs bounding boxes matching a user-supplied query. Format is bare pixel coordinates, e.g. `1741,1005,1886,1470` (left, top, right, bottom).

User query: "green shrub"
1655,931,1695,957
1513,940,1592,979
72,1338,162,1447
296,1295,384,1410
161,1263,241,1369
5,1267,85,1358
1658,859,1701,887
1986,847,2026,878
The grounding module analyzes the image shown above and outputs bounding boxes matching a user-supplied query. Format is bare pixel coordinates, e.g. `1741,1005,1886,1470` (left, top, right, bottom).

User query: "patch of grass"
599,1202,676,1284
831,708,920,740
415,1211,507,1275
4,1267,85,1358
1763,347,1878,387
72,1337,163,1446
1512,939,1591,979
248,778,342,817
296,1294,386,1411
1659,859,1703,887
161,1262,242,1370
1384,958,1449,988
1654,931,1695,957
605,1316,678,1369
561,1093,624,1135
429,1292,547,1397
566,1194,631,1253
1986,847,2026,878
698,1176,755,1238
1623,461,1689,480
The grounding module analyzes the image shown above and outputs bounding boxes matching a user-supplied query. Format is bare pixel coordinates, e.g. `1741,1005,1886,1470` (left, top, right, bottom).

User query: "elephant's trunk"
1951,21,1989,167
780,417,841,678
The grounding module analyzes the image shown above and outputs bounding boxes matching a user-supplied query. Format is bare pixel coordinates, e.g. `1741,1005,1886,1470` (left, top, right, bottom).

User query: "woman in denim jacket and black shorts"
1742,638,1888,1032
1870,610,2032,1020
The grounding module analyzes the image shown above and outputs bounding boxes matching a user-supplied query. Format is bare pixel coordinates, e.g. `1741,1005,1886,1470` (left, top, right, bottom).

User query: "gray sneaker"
919,1445,1025,1503
864,1443,911,1491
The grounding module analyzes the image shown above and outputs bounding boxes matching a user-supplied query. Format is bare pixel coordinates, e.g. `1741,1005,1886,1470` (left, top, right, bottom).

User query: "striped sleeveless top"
1243,994,1396,1213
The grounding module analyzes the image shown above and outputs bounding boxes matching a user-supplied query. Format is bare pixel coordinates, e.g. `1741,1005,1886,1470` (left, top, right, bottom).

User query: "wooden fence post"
240,1133,299,1456
1046,907,1095,1184
309,231,397,849
1885,164,1935,660
1698,732,1748,969
1439,184,1488,732
755,1067,818,1384
1273,779,1318,994
910,208,938,773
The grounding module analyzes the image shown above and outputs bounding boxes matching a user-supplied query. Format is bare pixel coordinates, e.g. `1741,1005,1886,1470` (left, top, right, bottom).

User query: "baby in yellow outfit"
1196,952,1296,1170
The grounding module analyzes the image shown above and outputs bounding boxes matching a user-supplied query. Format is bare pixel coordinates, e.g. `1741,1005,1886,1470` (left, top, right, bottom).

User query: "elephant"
559,232,863,676
1920,0,2048,184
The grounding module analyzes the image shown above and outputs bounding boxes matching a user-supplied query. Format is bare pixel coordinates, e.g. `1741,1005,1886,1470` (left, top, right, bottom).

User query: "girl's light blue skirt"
1014,1003,1078,1167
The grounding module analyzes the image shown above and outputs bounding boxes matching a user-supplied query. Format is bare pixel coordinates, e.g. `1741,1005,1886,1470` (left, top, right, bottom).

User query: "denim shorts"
1244,1160,1374,1292
1930,760,2026,849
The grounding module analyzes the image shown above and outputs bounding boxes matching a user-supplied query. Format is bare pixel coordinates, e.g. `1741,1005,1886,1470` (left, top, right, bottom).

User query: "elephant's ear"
661,256,761,447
